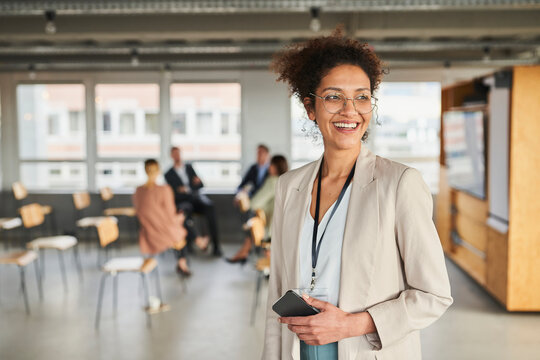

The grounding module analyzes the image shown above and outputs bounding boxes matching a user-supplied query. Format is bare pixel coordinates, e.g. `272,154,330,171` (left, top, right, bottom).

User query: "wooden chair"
0,250,42,314
0,217,23,250
247,209,270,325
73,191,117,228
99,187,136,217
21,203,82,292
94,218,163,329
73,191,118,265
12,181,56,234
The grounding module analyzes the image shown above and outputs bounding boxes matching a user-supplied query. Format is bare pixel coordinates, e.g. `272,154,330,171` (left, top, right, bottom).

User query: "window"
48,114,61,135
371,82,441,193
20,162,87,190
95,84,160,158
119,112,136,135
96,162,146,190
102,111,112,132
69,111,82,134
197,112,214,135
290,97,323,170
145,113,159,134
172,113,186,134
17,84,87,190
170,83,241,190
220,113,230,135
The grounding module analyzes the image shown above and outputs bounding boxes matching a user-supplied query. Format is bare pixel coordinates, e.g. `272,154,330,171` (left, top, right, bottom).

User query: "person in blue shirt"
236,144,270,198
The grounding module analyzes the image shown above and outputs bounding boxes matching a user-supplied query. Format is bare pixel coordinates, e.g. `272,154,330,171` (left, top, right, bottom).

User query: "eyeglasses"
310,92,377,115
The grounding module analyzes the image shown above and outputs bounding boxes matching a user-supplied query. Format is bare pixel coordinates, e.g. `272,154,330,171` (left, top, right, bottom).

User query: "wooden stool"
94,218,163,329
0,250,42,314
21,204,82,292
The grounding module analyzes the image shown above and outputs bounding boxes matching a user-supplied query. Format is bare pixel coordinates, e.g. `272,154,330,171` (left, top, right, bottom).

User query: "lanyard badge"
310,158,355,290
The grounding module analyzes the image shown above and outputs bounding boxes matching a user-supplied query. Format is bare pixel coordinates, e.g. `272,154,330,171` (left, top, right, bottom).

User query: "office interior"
0,1,539,359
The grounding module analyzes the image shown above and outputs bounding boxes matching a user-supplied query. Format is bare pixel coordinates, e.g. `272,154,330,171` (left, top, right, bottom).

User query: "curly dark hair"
271,28,385,141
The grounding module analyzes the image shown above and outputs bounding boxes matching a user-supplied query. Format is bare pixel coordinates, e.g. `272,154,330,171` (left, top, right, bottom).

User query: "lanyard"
310,158,356,290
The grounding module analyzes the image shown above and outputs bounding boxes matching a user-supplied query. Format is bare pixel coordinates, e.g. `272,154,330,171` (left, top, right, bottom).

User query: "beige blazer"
262,146,453,360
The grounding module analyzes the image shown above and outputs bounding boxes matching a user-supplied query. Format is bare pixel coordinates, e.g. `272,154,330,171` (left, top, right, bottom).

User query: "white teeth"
334,122,358,129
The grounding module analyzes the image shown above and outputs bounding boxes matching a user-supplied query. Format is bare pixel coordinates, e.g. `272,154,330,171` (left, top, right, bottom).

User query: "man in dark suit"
236,144,270,197
165,147,222,257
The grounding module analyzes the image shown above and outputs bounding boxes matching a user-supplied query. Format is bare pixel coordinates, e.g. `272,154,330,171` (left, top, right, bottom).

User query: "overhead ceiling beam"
1,0,539,15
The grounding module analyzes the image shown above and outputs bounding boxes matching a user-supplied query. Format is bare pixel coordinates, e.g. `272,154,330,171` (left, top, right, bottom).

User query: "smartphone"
272,290,320,317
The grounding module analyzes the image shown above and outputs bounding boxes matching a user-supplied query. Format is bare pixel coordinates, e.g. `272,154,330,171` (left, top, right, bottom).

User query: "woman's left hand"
279,294,359,345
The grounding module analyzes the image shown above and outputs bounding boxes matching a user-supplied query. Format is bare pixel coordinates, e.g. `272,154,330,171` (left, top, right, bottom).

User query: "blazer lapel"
338,146,379,359
281,156,322,292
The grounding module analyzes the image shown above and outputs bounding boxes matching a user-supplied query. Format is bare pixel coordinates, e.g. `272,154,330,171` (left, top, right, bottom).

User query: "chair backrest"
100,187,114,202
12,181,28,201
73,192,91,210
19,203,45,228
250,216,265,248
96,218,119,247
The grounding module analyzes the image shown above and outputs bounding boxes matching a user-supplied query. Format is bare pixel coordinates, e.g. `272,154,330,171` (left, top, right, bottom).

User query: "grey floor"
0,243,539,360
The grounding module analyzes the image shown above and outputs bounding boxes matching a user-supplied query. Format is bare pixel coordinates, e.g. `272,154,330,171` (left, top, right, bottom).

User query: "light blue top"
298,184,352,307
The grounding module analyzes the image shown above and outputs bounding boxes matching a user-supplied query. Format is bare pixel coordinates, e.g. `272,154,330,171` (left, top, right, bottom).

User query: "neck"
174,161,182,168
322,145,361,178
145,179,156,187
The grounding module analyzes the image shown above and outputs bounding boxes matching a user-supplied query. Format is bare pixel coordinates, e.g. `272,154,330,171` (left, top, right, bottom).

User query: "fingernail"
302,294,309,299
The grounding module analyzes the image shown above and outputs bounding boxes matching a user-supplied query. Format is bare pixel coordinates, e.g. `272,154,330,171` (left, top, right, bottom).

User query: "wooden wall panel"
507,65,540,311
486,227,508,306
454,190,488,223
455,213,488,253
436,166,452,252
449,244,487,286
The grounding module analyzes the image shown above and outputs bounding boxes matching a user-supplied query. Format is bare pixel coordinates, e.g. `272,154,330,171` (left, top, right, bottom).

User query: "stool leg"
153,267,163,303
39,249,45,280
73,244,83,282
141,273,151,329
19,266,30,315
33,258,43,301
113,274,118,316
57,250,68,292
250,271,264,325
95,273,108,330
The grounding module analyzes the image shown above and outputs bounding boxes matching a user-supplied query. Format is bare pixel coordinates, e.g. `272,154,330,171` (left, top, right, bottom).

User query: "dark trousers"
177,194,221,254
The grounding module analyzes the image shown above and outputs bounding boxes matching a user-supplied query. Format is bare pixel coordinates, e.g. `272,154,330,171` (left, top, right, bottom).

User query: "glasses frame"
309,92,378,115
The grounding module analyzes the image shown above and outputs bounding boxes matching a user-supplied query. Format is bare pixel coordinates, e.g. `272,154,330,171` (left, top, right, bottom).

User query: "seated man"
164,146,222,257
236,144,270,198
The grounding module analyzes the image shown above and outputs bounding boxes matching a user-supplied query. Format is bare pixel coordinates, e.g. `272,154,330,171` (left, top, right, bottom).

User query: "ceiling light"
131,49,139,67
45,10,56,35
310,7,321,32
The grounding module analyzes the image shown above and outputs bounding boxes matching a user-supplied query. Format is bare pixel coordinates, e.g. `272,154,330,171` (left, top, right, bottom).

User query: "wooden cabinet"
436,65,540,311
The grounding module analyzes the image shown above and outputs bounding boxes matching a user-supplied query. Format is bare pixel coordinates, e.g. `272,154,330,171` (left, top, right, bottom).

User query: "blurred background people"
236,144,270,198
133,159,191,275
227,155,288,264
165,146,222,257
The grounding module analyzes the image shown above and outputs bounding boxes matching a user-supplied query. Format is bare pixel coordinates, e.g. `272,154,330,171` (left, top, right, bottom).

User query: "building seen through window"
17,84,87,190
170,83,241,190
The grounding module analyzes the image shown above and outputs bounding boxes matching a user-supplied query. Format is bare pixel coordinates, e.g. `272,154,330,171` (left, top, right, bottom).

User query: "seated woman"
133,159,192,276
226,155,288,264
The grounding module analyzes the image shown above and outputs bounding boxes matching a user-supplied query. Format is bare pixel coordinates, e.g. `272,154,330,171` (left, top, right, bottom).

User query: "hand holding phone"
272,290,320,317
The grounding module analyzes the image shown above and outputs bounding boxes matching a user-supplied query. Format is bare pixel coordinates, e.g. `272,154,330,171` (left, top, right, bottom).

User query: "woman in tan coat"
263,30,452,359
133,159,190,275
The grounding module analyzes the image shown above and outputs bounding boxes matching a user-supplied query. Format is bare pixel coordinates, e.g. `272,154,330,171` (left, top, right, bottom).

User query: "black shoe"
225,256,247,265
176,265,192,277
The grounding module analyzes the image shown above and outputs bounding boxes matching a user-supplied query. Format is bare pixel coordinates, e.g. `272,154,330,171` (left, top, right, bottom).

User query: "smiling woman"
263,29,453,360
